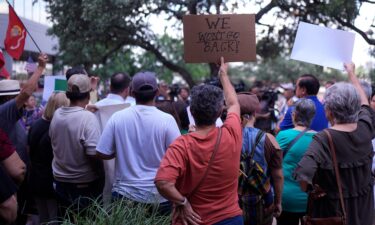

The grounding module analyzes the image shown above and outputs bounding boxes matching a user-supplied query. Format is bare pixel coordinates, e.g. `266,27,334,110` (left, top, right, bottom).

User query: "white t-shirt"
95,93,125,107
96,105,180,203
50,106,101,183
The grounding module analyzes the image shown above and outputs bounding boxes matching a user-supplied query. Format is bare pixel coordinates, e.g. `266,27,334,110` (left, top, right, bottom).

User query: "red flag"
0,49,4,69
0,67,10,79
4,5,26,60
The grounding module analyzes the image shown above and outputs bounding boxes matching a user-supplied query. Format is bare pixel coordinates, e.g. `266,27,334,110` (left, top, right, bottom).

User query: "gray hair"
324,82,361,124
293,98,316,127
360,80,372,103
190,84,224,126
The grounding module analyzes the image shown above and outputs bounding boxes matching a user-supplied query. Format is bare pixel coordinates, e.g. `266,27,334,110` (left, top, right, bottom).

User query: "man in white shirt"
96,71,180,215
95,72,131,204
96,72,132,107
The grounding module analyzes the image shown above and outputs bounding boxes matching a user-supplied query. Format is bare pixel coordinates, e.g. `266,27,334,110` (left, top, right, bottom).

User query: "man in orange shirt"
155,57,243,225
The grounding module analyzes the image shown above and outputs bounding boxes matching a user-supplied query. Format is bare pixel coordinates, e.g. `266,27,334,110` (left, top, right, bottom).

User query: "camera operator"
254,87,280,134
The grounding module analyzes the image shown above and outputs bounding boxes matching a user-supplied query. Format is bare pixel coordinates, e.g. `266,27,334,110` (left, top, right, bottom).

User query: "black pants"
276,211,305,225
54,178,104,217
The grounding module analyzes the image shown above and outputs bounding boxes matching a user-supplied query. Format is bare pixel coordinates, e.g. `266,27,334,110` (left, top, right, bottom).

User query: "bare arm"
271,168,283,217
15,54,48,109
218,57,240,117
344,62,368,106
155,180,202,225
299,180,309,192
0,195,17,224
1,152,26,185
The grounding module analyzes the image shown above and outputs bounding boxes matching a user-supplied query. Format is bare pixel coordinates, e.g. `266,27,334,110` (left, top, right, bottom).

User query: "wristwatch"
176,197,187,206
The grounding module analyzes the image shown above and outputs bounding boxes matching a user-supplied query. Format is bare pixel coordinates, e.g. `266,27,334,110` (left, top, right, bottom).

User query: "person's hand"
173,200,202,225
219,57,228,76
91,77,99,90
37,53,48,69
344,62,355,75
273,203,282,218
287,98,294,106
85,104,98,113
188,124,196,133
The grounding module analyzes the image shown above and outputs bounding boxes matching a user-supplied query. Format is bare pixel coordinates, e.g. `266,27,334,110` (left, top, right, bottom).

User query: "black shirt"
28,118,55,197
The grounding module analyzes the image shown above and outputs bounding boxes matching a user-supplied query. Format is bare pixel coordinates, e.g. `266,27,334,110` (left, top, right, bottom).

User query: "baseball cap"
67,74,91,93
132,71,158,93
0,80,20,96
237,92,260,115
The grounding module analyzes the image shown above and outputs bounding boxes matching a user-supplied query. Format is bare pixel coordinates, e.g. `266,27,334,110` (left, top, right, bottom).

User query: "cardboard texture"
183,14,256,63
290,22,355,70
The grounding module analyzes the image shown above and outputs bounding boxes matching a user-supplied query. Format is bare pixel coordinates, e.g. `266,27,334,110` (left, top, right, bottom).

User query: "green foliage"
46,0,373,86
91,34,209,84
60,199,170,225
229,57,346,84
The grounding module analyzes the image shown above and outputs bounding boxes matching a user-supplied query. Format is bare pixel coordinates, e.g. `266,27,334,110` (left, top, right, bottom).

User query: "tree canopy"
45,0,375,86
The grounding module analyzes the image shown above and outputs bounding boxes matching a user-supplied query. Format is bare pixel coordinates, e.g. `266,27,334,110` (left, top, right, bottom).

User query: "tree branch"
335,16,375,45
359,0,375,4
255,0,277,23
129,37,196,87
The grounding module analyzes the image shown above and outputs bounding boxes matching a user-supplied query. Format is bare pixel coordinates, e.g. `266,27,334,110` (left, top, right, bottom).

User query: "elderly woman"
155,57,243,225
294,63,374,225
28,92,69,225
276,99,316,225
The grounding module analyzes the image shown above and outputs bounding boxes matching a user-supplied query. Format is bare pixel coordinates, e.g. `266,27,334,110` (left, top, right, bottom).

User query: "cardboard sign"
290,22,355,70
183,14,256,63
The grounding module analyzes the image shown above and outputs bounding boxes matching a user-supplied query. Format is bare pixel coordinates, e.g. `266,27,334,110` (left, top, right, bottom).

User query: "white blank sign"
291,22,355,70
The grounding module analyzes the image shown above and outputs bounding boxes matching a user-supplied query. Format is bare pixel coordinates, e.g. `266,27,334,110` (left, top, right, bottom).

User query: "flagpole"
5,0,42,53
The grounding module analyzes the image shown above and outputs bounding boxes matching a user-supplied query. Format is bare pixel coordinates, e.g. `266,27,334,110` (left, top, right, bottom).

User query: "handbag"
302,129,347,225
187,128,222,198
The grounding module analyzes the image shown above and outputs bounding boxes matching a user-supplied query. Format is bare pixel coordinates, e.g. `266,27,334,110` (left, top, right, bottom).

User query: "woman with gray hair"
294,63,374,225
276,99,316,225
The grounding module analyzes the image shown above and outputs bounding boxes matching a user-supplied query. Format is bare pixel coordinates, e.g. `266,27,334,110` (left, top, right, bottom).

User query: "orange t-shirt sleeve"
222,112,242,144
155,137,187,184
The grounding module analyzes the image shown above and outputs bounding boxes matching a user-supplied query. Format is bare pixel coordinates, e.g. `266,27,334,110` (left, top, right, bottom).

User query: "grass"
59,198,171,225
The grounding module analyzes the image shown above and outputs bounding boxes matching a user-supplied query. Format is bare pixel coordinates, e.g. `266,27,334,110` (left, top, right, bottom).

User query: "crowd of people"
0,54,374,225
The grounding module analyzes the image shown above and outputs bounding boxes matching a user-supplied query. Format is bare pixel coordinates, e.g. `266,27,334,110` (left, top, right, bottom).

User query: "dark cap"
132,71,158,93
237,92,260,115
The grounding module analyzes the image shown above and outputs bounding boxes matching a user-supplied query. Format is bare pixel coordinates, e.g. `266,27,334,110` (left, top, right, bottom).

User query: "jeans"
112,191,172,216
214,215,244,225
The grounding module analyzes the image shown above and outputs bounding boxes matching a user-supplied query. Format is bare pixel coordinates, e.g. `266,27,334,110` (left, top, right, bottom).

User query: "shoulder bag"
283,127,309,157
187,128,222,198
302,129,347,225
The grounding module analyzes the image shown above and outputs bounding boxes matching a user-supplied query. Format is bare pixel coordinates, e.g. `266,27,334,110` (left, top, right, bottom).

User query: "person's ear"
325,109,334,126
123,87,129,97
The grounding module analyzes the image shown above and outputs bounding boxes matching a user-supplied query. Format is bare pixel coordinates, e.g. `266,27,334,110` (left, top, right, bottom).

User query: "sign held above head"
183,14,256,63
290,22,355,70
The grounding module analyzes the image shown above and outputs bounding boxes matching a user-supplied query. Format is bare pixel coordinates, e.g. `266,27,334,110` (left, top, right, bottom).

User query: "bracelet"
176,197,187,206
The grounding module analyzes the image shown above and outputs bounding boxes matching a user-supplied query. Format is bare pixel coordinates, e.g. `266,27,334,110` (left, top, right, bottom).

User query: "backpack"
238,130,271,196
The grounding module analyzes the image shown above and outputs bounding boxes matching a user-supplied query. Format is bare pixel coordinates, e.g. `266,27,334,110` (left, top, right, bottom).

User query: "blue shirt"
279,96,328,132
